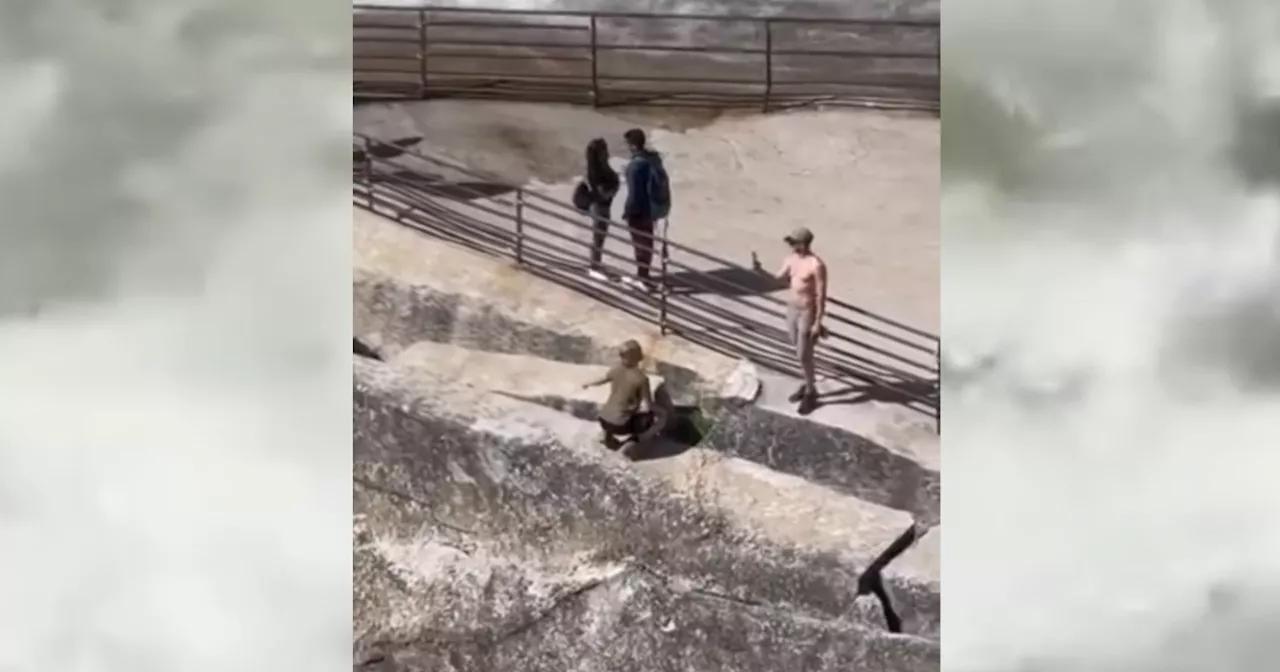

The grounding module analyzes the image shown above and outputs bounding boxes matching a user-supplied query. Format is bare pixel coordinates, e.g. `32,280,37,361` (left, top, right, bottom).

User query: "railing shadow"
665,266,787,297
353,133,941,428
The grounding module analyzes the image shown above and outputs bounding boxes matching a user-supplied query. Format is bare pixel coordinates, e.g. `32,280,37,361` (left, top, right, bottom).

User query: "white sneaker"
619,276,646,291
586,269,610,282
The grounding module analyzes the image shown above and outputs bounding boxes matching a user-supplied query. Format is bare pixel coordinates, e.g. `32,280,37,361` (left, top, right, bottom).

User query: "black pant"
625,216,656,281
600,412,652,438
587,200,612,269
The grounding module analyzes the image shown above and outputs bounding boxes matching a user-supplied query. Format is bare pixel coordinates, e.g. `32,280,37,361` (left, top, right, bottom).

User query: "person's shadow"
662,253,786,297
807,378,939,412
624,383,713,461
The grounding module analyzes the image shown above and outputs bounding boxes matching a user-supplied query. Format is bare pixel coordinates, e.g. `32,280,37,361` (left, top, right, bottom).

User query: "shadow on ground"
665,265,787,297
356,195,937,420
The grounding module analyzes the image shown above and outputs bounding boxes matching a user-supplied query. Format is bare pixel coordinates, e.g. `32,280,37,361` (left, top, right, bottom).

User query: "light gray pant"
785,303,817,361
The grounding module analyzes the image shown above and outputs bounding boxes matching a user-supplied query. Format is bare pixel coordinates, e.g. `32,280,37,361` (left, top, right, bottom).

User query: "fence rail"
354,4,940,111
353,134,941,426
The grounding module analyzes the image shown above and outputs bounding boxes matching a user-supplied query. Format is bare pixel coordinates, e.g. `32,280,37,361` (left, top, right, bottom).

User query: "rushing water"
0,2,350,670
943,0,1280,670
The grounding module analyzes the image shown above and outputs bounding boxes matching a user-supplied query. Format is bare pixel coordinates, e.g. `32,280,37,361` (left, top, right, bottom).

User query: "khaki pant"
785,303,817,360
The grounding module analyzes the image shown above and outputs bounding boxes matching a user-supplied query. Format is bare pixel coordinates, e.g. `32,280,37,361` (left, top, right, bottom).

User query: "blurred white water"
0,1,351,671
943,0,1280,670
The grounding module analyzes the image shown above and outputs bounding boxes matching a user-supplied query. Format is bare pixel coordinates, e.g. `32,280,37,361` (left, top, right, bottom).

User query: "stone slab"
353,358,923,639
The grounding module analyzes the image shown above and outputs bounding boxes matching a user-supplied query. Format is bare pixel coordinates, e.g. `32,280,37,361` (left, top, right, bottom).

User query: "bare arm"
582,369,614,389
813,259,829,327
774,257,791,282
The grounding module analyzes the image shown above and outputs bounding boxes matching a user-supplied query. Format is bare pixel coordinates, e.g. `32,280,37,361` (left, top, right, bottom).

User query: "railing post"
762,19,773,113
658,218,671,335
589,15,600,106
514,189,526,264
418,10,429,99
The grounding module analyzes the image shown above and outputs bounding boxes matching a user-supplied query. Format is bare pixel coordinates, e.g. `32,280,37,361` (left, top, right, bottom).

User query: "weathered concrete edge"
353,267,751,400
704,404,941,526
878,525,941,639
354,357,916,634
355,274,932,514
356,557,940,672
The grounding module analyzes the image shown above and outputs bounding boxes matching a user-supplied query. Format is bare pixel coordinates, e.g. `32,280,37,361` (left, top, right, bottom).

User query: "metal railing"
353,134,941,426
354,5,940,111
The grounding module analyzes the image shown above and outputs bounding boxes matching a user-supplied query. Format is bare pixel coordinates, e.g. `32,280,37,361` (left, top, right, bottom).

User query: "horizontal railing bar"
591,74,766,85
483,205,938,376
772,78,937,89
363,172,657,270
367,173,938,381
661,305,933,403
363,196,515,252
360,138,931,338
420,69,591,81
358,190,940,408
599,45,936,60
526,197,921,337
829,298,937,341
425,51,594,63
357,134,936,346
424,19,591,31
354,4,939,28
425,37,590,49
661,289,926,381
521,208,940,364
354,67,421,75
400,73,939,92
353,36,421,43
418,79,590,89
352,23,422,31
413,37,938,62
769,48,938,59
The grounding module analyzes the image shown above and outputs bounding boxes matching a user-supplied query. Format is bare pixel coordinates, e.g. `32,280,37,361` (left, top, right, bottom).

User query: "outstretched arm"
581,369,614,389
751,253,790,286
775,258,792,282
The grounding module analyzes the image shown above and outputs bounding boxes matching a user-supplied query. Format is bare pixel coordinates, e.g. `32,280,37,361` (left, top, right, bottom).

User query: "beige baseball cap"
784,227,815,245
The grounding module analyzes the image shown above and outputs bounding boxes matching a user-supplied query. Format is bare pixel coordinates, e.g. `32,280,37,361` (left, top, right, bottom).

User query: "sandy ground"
355,100,939,332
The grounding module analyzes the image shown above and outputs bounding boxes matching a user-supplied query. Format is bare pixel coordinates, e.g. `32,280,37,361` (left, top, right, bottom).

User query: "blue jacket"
623,151,659,221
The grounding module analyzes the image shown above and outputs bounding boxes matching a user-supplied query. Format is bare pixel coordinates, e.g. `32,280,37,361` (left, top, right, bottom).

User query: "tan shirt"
598,365,651,425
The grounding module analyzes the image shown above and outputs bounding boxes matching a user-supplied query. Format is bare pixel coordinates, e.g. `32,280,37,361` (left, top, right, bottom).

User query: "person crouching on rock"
581,339,667,457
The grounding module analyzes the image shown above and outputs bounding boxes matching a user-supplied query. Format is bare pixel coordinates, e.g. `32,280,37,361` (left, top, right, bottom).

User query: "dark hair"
623,128,647,150
585,138,618,194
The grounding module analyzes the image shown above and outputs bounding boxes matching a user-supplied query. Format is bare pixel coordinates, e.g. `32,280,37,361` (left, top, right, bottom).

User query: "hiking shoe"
787,385,810,403
797,393,819,416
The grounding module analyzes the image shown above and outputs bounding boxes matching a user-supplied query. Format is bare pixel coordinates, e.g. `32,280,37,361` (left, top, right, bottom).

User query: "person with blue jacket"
620,128,671,292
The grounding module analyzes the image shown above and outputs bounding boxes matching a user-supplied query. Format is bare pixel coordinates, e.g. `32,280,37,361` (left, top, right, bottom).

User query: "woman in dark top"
580,138,620,280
